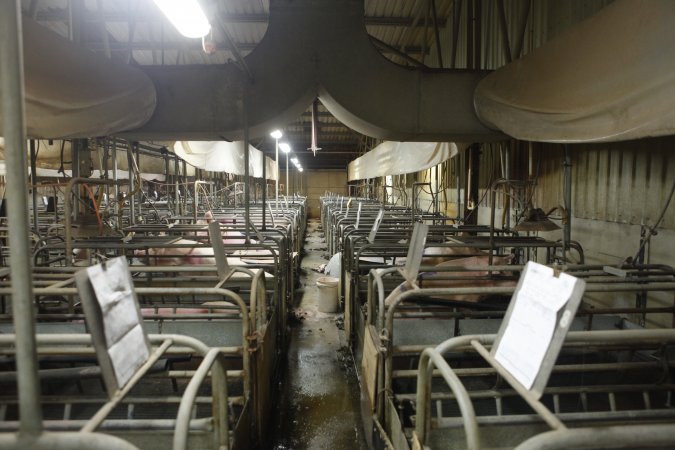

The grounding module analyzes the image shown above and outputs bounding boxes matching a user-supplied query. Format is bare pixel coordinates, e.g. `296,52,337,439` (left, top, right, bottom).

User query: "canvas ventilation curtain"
474,0,675,143
173,141,278,180
348,141,458,181
0,17,156,139
0,139,193,177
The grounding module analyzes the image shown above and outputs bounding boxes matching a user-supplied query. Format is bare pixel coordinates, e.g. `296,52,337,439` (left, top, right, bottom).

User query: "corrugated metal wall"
425,0,612,70
534,137,675,230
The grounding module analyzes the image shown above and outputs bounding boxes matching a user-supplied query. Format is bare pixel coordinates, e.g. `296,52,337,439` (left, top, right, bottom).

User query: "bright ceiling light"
291,157,299,164
279,142,291,153
270,130,283,139
298,168,304,172
153,0,211,38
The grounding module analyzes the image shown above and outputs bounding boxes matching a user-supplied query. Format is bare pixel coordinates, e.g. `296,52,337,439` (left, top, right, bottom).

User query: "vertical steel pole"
182,160,187,215
127,141,135,225
30,140,40,236
135,142,141,218
275,138,279,212
285,154,289,198
0,0,43,434
563,145,572,259
243,86,250,241
112,137,119,226
262,148,267,230
174,157,180,216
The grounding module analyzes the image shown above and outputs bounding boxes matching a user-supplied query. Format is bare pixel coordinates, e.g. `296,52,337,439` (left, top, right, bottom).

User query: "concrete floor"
270,219,367,449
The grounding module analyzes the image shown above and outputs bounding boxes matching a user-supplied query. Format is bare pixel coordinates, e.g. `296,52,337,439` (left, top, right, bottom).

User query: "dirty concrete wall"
303,169,348,218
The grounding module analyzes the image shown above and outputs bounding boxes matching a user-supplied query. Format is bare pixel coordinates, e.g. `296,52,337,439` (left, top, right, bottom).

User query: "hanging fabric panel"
474,0,675,143
173,141,278,180
348,141,458,181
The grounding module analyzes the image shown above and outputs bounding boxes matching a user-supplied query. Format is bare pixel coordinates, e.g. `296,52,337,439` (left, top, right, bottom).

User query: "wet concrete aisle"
271,219,367,449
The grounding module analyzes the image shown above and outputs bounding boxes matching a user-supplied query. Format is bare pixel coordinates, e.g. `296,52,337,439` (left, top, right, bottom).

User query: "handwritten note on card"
494,262,578,389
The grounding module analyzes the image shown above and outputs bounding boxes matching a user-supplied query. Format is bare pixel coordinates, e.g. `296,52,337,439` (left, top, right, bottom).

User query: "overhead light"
279,142,291,153
513,207,561,232
153,0,211,38
291,157,299,164
298,168,304,172
270,130,283,139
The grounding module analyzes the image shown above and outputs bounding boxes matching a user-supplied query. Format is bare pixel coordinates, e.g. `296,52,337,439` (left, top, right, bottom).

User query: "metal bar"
0,432,140,450
512,0,531,59
262,147,266,230
96,0,111,58
135,141,141,218
173,348,229,450
451,0,462,68
112,137,119,224
0,0,43,434
81,339,173,432
497,0,513,62
30,139,40,237
217,17,253,82
369,36,428,68
415,347,480,448
563,145,572,259
174,157,180,216
430,0,443,68
64,178,126,265
471,340,566,430
515,424,675,450
127,141,136,224
243,89,251,241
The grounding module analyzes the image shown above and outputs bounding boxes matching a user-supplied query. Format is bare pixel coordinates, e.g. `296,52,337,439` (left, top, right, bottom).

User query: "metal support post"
243,87,251,241
126,141,136,225
262,149,267,230
275,138,279,213
30,139,40,237
563,145,572,260
0,0,43,434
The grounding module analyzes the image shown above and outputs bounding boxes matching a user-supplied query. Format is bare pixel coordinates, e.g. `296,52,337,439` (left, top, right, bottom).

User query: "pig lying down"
416,254,517,303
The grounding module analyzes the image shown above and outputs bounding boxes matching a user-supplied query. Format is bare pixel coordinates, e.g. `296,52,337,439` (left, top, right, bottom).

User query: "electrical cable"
630,177,675,265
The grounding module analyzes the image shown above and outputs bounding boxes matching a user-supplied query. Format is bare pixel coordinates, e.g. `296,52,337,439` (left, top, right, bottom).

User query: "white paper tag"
494,262,577,389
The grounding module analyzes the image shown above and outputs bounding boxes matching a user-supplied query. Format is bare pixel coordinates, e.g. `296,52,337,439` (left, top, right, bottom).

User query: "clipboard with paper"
75,256,151,396
491,261,586,399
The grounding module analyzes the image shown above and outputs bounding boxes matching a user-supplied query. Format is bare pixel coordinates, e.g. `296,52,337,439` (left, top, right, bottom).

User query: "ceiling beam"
34,11,446,27
85,40,429,56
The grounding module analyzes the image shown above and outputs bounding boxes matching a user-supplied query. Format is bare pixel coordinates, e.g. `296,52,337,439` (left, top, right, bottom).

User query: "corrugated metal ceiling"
20,0,611,169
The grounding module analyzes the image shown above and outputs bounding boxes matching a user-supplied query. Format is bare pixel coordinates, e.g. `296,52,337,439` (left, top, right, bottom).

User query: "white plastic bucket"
316,276,339,313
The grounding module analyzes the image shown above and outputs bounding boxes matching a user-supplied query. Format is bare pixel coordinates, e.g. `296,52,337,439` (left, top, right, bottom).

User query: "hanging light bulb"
153,0,211,39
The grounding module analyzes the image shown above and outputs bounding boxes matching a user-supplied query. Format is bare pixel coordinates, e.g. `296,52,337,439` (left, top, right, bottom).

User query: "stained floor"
270,219,367,449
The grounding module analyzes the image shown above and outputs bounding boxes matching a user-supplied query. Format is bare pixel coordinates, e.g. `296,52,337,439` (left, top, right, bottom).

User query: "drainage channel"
270,218,367,449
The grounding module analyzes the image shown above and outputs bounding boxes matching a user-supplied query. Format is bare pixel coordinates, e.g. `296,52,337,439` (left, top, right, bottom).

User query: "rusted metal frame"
63,178,127,265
